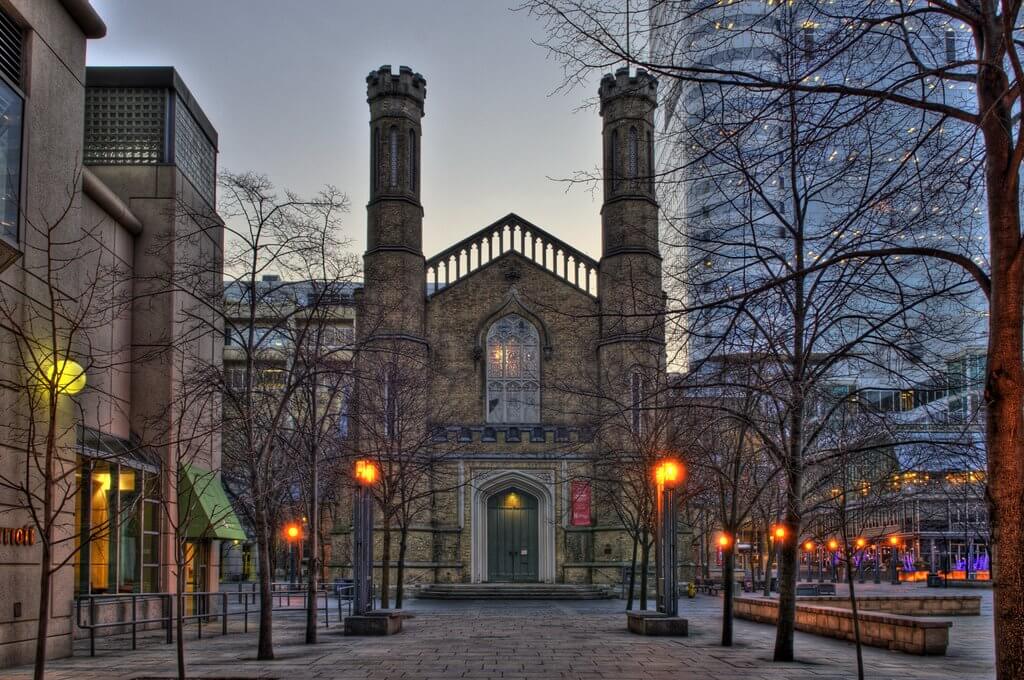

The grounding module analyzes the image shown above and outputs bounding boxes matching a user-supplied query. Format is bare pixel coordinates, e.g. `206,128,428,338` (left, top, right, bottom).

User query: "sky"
87,0,607,259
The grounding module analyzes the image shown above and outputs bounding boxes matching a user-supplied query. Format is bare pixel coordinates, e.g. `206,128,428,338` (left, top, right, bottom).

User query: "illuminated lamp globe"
828,539,839,551
718,534,731,548
44,359,86,395
804,541,814,552
856,537,867,549
773,525,786,540
889,536,900,546
286,524,300,540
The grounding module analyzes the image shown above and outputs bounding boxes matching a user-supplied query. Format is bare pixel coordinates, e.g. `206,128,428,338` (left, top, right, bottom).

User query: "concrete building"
0,1,239,668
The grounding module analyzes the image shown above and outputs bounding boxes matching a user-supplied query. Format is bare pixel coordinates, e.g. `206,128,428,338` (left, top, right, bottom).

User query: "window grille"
84,87,167,165
174,96,216,206
0,8,21,88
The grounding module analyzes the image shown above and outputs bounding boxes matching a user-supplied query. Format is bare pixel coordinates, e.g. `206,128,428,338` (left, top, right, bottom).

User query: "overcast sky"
87,0,607,259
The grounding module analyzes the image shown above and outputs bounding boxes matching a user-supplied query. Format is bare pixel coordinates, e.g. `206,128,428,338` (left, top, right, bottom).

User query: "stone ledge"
344,610,403,636
795,595,981,616
626,612,688,636
734,597,950,655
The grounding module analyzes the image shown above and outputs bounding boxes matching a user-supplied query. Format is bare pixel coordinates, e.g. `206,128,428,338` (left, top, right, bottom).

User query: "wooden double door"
487,488,539,582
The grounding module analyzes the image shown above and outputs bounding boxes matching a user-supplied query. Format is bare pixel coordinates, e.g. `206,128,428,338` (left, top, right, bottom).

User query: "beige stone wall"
0,1,93,667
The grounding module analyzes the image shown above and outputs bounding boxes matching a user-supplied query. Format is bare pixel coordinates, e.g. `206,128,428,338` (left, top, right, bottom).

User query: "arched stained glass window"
628,126,639,178
389,126,399,187
486,314,540,423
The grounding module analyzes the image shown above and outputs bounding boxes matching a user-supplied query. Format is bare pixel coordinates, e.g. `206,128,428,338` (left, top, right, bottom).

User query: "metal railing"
75,584,354,657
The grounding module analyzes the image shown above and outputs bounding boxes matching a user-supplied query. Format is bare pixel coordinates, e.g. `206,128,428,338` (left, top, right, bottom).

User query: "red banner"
570,481,591,526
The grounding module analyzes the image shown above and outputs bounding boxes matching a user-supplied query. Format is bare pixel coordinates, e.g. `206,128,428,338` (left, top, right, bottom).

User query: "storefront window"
74,456,161,596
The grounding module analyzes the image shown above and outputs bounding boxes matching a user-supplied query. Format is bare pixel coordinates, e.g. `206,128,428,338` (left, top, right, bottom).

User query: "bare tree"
0,172,139,680
173,170,354,660
522,1,1023,673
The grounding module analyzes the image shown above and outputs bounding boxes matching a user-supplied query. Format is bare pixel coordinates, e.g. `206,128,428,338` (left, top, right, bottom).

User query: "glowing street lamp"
718,533,732,549
284,523,302,586
854,537,868,583
42,358,86,395
653,458,684,618
355,459,378,485
352,458,379,616
889,536,902,585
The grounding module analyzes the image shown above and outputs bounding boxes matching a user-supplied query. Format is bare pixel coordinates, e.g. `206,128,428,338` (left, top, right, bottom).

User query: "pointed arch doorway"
471,470,556,583
487,488,539,582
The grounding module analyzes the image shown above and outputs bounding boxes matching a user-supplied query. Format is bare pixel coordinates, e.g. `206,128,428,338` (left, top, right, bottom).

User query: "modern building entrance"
487,488,539,582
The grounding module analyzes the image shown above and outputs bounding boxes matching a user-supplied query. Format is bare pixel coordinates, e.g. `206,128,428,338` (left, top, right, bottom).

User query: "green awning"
179,464,248,541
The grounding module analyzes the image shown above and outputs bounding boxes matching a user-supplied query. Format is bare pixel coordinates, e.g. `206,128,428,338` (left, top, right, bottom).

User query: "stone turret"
598,67,662,342
361,64,427,342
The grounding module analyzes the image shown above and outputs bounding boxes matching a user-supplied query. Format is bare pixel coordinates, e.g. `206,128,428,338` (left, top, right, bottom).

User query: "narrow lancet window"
389,126,399,187
628,126,639,179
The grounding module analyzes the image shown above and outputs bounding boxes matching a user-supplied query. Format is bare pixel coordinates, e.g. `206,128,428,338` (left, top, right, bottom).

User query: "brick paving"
11,584,995,679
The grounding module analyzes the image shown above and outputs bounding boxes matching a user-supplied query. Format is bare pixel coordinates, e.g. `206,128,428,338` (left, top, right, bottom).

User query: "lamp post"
873,544,882,584
889,536,901,585
828,539,839,582
285,523,301,588
353,459,378,616
856,538,867,583
769,525,786,593
803,542,815,582
655,459,683,617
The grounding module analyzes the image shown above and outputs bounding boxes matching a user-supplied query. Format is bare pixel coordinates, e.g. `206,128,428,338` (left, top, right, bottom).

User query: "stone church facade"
331,65,668,587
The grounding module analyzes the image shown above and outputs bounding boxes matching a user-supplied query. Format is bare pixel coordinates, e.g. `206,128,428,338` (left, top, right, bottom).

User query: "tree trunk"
721,546,735,646
773,510,801,661
846,548,865,680
626,532,638,611
380,515,391,609
176,552,186,680
32,540,51,680
305,442,319,644
395,525,408,609
255,501,275,660
639,530,650,611
982,145,1024,680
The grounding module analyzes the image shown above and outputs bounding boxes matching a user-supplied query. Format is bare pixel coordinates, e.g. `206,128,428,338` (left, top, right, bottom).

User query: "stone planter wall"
733,596,952,655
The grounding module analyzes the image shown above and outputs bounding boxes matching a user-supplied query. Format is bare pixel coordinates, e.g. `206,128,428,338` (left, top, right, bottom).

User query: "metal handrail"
75,586,346,657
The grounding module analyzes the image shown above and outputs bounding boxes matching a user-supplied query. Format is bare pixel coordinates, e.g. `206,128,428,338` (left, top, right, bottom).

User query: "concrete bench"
734,596,952,655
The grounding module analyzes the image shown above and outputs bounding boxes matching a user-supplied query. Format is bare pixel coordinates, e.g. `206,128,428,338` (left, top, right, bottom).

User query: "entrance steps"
415,583,615,600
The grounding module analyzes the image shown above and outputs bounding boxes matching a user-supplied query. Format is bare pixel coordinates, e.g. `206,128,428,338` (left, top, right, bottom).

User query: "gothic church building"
333,65,668,587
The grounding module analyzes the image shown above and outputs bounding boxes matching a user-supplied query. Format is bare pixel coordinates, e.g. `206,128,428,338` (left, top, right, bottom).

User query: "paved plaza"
11,585,995,680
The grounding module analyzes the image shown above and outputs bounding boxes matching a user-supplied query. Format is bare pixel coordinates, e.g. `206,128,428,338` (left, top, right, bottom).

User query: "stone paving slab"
9,588,995,680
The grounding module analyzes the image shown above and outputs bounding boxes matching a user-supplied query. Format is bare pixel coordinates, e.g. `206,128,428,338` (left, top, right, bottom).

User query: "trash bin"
926,573,943,588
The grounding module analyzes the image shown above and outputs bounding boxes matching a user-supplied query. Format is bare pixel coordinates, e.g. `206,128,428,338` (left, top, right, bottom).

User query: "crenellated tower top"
366,64,427,112
598,67,657,115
